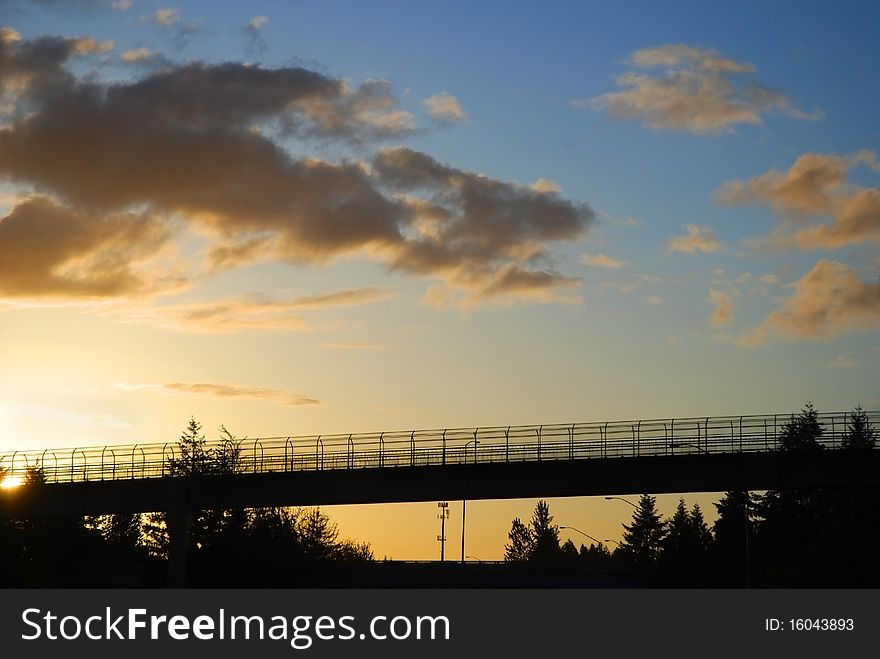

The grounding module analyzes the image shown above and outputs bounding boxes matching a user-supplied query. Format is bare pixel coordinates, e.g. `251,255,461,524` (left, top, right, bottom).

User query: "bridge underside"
2,450,879,518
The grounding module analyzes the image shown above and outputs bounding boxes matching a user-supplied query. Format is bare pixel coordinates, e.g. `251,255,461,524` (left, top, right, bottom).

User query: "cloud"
0,196,175,299
117,381,319,406
424,92,466,122
476,265,580,302
244,15,268,55
580,252,628,269
667,224,724,253
165,382,319,406
116,287,392,334
121,47,152,62
153,7,179,27
707,288,733,326
372,147,592,304
247,15,267,30
716,151,880,250
759,273,780,285
646,295,664,305
111,0,132,9
145,7,201,50
577,44,820,134
739,260,880,345
0,32,590,309
531,178,560,193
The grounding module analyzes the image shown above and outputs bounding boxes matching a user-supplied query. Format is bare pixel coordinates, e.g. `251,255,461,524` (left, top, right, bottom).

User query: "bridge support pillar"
167,509,192,588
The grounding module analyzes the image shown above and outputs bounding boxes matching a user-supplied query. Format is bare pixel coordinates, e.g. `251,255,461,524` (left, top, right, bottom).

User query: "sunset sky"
0,0,878,559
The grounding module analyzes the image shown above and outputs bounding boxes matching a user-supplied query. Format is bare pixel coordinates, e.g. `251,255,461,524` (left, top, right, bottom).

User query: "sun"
0,474,24,489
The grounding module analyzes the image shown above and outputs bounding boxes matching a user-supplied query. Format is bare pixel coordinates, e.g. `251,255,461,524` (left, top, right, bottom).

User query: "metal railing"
0,411,876,485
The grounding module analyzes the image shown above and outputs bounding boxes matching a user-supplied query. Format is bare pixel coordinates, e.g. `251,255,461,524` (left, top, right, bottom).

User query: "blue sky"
0,0,878,558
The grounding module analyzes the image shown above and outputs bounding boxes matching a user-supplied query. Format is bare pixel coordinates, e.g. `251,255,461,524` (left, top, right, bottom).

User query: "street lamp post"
559,525,604,546
604,496,638,509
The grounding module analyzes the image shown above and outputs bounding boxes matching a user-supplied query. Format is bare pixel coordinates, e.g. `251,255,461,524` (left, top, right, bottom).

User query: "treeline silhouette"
0,418,373,587
504,404,879,587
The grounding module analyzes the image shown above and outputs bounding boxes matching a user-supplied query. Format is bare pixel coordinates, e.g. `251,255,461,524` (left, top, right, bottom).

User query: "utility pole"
461,499,466,564
437,501,449,561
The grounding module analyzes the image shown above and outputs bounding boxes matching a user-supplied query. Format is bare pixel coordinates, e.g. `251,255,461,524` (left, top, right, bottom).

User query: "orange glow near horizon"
0,474,24,489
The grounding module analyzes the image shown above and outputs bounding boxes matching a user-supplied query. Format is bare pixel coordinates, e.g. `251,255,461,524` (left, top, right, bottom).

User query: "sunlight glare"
0,475,24,489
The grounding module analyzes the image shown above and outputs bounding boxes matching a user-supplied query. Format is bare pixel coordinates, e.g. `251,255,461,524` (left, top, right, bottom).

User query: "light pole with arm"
559,525,604,545
604,496,638,509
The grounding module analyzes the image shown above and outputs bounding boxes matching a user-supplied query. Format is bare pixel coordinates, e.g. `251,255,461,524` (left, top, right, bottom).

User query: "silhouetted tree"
758,404,833,585
503,501,561,562
778,402,824,452
828,405,880,585
842,406,876,450
504,517,532,562
144,419,247,563
618,494,665,567
8,467,101,586
529,500,561,562
578,542,612,565
95,513,142,547
712,490,757,586
560,538,579,562
661,499,712,585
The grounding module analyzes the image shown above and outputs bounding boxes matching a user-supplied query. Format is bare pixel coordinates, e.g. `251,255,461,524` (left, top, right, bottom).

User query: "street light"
559,525,604,545
604,496,638,509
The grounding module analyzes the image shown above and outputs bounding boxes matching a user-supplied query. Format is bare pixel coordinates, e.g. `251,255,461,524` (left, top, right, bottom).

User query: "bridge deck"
1,411,876,484
1,411,878,517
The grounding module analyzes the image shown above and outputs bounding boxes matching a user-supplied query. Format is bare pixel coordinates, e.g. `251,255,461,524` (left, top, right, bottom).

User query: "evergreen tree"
560,538,579,562
167,417,212,476
503,501,561,562
504,517,532,562
663,499,691,556
689,503,712,552
618,494,666,567
578,542,612,564
143,418,247,561
778,402,824,452
712,490,757,586
529,500,561,562
842,406,875,450
661,499,713,585
758,404,833,585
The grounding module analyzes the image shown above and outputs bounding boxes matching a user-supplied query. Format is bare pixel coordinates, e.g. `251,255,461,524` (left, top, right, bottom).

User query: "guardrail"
1,411,877,485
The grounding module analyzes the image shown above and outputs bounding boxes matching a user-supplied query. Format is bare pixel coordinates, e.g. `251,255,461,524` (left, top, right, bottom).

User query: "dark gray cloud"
374,147,592,272
0,32,592,308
